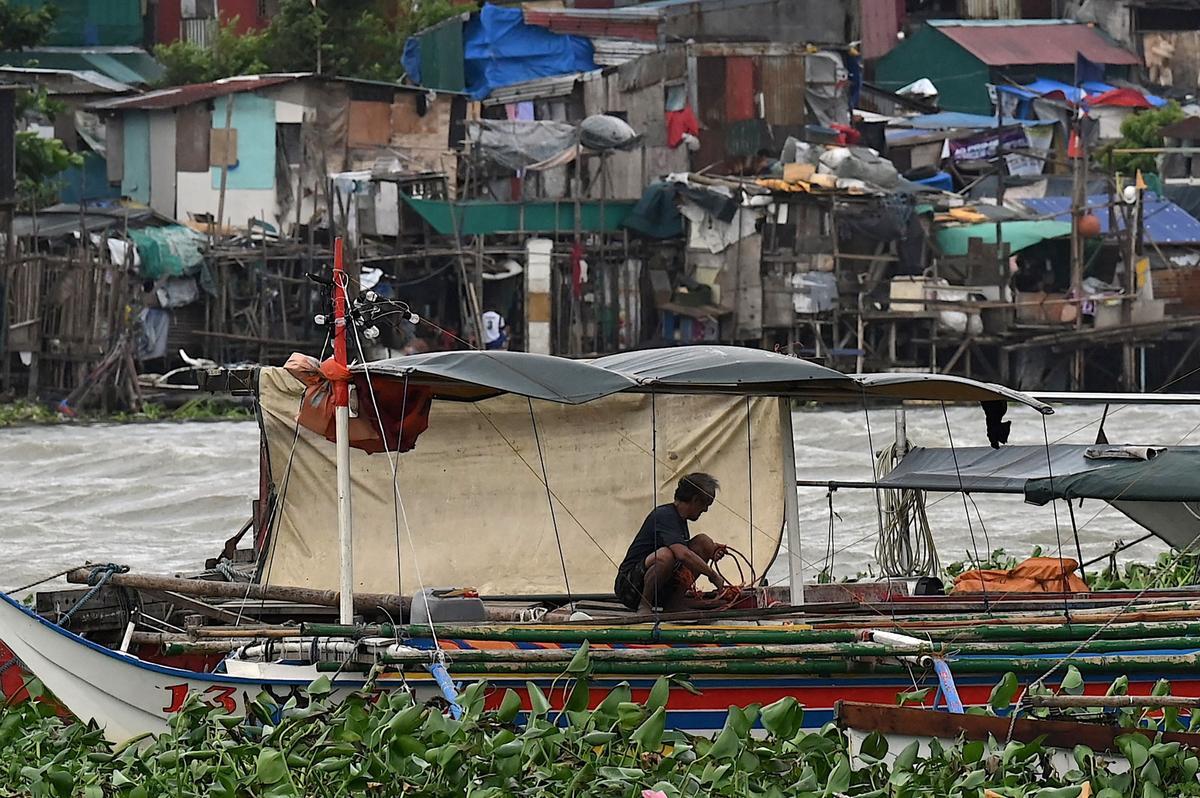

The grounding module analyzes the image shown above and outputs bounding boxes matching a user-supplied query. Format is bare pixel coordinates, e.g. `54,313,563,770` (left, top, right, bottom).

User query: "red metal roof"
932,21,1141,67
90,74,303,110
522,7,661,42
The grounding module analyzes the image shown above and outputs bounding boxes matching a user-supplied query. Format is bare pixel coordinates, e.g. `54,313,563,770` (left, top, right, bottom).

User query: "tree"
153,0,463,86
0,0,56,51
1107,101,1186,176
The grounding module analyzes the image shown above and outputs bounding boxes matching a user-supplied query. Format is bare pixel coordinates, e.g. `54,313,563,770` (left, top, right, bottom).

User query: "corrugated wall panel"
761,55,805,126
860,0,900,60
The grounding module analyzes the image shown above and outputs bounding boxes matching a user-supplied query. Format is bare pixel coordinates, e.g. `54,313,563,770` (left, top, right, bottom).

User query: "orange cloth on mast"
284,352,432,454
952,557,1090,594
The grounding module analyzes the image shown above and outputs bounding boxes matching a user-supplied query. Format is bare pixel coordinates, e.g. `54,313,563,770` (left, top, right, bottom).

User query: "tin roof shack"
91,74,463,234
875,20,1142,115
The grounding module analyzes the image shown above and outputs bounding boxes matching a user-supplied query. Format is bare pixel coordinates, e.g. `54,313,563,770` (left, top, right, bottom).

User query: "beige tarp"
258,367,785,596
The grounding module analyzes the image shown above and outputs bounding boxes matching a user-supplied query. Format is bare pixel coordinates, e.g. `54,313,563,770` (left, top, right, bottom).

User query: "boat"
6,241,1200,742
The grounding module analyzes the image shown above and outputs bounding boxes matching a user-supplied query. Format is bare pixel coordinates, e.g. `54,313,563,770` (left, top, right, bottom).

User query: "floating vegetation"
0,399,251,428
3,653,1200,797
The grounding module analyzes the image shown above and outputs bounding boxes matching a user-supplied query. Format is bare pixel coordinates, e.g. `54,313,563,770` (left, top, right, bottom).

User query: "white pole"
335,405,354,624
332,236,354,625
779,397,804,605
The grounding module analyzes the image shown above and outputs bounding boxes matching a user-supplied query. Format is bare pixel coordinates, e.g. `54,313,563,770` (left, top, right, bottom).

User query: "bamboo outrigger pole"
780,397,805,604
332,237,355,625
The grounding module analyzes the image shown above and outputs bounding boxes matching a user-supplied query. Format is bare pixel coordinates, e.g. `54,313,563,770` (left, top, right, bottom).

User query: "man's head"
674,472,719,521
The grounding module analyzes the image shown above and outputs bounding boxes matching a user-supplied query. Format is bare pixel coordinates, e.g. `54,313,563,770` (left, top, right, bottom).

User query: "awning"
935,220,1071,258
854,373,1053,414
400,195,634,235
880,444,1200,502
355,350,635,404
592,345,853,393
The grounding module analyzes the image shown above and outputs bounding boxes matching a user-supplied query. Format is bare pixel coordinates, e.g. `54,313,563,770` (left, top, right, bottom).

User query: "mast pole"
332,237,354,625
779,398,804,605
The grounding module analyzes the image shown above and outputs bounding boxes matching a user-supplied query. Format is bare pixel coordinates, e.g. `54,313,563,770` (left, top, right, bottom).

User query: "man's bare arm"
668,543,725,588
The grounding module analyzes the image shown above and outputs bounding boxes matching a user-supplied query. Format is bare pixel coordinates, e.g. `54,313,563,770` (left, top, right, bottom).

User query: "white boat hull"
0,592,402,743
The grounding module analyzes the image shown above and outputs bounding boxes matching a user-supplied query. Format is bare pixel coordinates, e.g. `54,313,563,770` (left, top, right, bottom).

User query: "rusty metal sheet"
935,21,1141,66
859,0,900,60
761,55,805,126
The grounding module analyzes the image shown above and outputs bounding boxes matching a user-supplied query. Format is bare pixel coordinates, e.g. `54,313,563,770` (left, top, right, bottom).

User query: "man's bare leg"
638,548,679,615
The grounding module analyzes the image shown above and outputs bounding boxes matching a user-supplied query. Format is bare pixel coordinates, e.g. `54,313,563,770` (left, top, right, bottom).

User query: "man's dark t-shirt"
619,503,690,573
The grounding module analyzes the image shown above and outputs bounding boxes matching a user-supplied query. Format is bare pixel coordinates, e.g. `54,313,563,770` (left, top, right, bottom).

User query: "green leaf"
761,697,802,741
858,731,888,764
1106,675,1130,696
962,739,985,764
1073,744,1094,771
594,682,631,719
566,640,591,673
526,682,550,717
1032,788,1082,798
989,672,1019,711
896,687,932,706
823,757,851,797
255,748,288,785
708,725,742,760
646,677,670,713
305,675,332,696
1117,734,1150,768
564,678,590,714
616,701,644,729
496,689,521,723
631,706,666,752
493,740,524,758
583,731,618,746
894,740,920,772
956,769,986,790
1060,665,1084,695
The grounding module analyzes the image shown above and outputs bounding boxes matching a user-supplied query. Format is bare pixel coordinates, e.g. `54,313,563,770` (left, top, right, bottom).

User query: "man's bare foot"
636,603,657,616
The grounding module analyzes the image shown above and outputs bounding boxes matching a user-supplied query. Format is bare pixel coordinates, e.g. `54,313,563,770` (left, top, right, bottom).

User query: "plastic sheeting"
462,4,596,101
467,119,578,171
258,367,785,596
127,225,204,279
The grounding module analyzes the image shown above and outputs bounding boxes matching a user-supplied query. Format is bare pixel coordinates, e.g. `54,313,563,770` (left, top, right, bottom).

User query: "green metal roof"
935,220,1071,257
400,196,635,235
0,48,163,87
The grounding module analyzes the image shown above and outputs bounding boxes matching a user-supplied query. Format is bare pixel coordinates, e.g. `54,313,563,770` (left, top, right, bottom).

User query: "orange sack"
952,556,1089,594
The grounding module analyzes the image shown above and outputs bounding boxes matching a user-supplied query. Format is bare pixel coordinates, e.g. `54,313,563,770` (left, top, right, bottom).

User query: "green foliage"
15,131,82,209
1089,547,1200,590
0,0,56,51
4,668,1200,797
1107,102,1187,176
0,398,251,427
153,0,463,87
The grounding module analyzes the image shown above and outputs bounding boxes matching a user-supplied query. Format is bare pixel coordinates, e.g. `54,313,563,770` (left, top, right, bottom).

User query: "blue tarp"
913,170,954,192
1021,193,1200,246
997,78,1166,109
462,4,595,100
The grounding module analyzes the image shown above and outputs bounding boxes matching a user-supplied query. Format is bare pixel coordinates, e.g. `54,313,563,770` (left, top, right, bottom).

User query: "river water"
0,402,1194,592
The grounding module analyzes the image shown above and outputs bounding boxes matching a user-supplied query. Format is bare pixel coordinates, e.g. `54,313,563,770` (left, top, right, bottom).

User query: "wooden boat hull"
6,592,1200,742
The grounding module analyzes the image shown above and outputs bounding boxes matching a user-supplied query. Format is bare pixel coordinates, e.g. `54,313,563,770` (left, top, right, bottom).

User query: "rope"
527,398,574,608
873,439,939,577
58,564,128,628
941,402,989,609
6,565,91,596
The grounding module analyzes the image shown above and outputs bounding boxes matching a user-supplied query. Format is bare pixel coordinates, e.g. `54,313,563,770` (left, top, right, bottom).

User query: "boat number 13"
162,683,237,714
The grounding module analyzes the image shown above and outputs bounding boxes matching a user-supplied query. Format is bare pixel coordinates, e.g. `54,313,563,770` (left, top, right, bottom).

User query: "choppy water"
0,402,1194,592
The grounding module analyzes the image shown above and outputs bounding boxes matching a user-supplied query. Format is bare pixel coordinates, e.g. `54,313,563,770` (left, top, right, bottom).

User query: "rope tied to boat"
58,564,129,628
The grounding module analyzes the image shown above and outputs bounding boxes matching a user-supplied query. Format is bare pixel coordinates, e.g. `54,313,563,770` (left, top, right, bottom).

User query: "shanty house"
875,20,1142,115
90,74,463,232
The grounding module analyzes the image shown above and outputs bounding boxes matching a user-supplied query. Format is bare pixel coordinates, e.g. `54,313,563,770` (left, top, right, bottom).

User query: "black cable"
1042,414,1072,622
941,401,989,610
745,395,754,573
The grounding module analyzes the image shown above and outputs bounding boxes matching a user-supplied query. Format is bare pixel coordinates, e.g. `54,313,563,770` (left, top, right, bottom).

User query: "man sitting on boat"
615,472,729,614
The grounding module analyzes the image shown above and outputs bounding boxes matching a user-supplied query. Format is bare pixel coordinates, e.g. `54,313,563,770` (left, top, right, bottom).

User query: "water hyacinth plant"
0,648,1199,797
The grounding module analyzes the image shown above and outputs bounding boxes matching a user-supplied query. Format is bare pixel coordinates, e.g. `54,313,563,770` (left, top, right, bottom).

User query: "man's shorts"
614,561,648,610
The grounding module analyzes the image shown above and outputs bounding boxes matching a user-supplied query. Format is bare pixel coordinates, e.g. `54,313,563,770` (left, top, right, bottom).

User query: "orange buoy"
1076,212,1102,238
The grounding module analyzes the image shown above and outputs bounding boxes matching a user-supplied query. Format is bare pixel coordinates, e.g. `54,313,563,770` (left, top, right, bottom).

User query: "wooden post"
1069,89,1086,389
215,94,236,240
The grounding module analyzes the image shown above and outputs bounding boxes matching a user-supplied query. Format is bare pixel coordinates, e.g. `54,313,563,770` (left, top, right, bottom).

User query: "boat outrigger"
5,244,1200,743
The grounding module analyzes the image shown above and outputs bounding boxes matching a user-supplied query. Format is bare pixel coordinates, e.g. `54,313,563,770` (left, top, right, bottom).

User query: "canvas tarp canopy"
879,444,1200,549
935,220,1071,258
355,350,635,404
593,346,851,393
259,367,785,596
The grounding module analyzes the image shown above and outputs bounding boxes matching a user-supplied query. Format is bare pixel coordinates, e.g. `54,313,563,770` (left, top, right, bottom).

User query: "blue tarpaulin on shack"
404,4,595,100
462,4,595,100
1022,194,1200,245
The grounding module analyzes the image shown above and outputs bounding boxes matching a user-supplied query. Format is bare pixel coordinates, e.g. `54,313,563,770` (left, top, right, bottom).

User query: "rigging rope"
873,439,939,577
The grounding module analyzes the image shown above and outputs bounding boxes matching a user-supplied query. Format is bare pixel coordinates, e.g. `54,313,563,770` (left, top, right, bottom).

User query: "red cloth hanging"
666,106,699,148
285,353,432,454
1088,87,1152,109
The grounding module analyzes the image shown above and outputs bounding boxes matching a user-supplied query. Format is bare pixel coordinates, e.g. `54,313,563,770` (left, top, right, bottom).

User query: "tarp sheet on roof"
902,112,1057,130
356,350,635,404
399,195,634,235
1021,194,1200,246
128,225,205,279
1024,448,1200,505
936,220,1071,257
462,3,596,100
593,345,852,391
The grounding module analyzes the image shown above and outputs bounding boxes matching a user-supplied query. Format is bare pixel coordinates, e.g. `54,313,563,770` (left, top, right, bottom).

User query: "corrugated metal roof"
522,4,663,42
89,74,304,110
482,70,601,106
929,20,1141,67
1021,194,1200,245
0,66,132,94
591,38,661,66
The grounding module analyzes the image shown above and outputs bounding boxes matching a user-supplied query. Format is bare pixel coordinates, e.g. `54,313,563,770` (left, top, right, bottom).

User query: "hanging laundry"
666,106,700,148
570,240,584,299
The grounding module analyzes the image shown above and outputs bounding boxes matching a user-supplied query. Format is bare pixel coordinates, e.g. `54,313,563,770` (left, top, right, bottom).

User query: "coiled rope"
873,441,939,577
